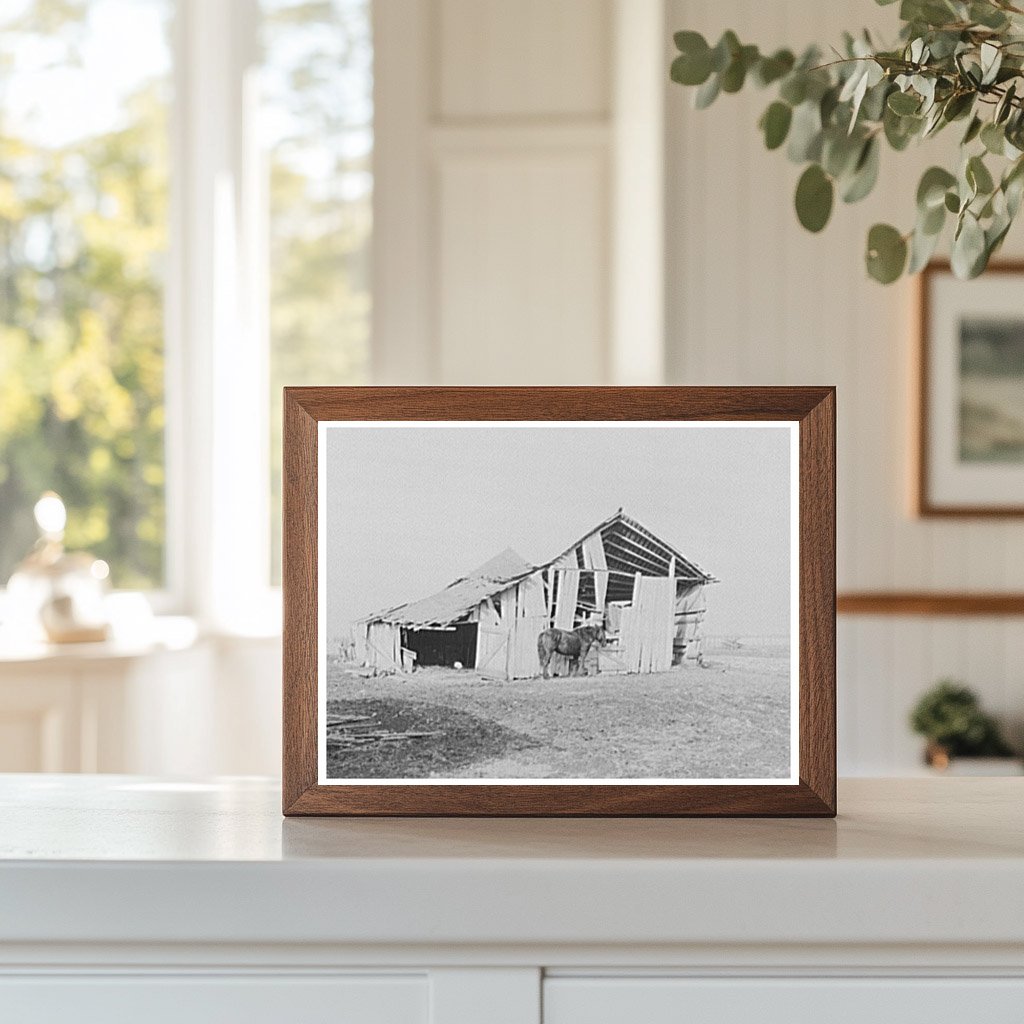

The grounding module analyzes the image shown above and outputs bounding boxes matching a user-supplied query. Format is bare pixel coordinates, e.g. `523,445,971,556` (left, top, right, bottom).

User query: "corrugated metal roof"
367,547,536,627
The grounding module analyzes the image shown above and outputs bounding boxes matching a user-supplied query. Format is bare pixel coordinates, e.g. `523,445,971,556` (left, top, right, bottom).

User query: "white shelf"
0,616,199,665
1,776,1023,951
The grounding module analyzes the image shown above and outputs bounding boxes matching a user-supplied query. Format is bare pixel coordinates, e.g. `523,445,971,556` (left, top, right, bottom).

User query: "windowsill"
0,615,202,665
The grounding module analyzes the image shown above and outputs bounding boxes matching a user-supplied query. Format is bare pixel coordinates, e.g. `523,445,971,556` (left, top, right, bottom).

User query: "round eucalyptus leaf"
887,91,920,116
1005,161,1024,216
943,92,974,123
822,129,861,178
970,1,1009,29
779,74,807,106
962,116,983,145
694,73,721,110
981,122,1005,156
710,30,740,73
920,199,945,236
952,212,986,279
908,223,942,274
866,223,907,284
671,32,712,86
760,101,792,150
860,79,891,123
927,31,961,60
674,29,706,53
787,101,823,162
795,164,834,233
754,49,795,87
944,190,960,214
917,166,957,210
721,44,758,93
842,137,880,203
987,211,1013,257
884,108,924,152
967,155,995,196
819,85,841,126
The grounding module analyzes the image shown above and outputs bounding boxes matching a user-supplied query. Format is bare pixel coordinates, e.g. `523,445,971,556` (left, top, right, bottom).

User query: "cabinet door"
544,977,1024,1024
0,974,428,1024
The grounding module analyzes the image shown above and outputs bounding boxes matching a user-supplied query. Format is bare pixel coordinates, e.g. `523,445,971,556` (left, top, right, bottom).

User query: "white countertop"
2,775,1023,950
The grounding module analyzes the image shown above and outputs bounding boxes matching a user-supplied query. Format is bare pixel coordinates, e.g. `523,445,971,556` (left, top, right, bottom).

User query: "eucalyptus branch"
670,0,1024,283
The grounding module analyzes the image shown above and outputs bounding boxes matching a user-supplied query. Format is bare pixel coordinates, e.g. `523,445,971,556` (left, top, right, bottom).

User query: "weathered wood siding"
619,575,676,674
364,622,402,672
553,569,581,630
675,583,708,664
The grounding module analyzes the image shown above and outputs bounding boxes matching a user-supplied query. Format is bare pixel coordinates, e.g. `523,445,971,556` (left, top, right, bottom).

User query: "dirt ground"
325,638,791,780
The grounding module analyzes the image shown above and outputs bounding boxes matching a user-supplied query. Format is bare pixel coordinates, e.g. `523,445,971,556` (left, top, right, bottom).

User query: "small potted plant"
909,680,1019,773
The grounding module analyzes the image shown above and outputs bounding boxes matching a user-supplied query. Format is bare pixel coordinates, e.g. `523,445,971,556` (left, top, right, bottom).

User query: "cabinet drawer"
544,977,1024,1024
0,974,427,1024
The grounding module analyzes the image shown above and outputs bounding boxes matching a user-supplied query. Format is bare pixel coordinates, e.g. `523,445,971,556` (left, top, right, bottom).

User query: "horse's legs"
576,643,589,676
539,650,550,679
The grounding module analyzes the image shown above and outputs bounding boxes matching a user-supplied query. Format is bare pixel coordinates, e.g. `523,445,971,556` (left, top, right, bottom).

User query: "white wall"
665,0,1024,772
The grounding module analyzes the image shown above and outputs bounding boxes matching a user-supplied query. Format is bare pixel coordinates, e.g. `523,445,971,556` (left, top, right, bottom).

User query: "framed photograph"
918,261,1024,516
283,387,835,816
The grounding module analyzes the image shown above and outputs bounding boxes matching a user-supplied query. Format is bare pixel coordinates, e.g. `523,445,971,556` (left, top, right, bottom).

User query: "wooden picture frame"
917,260,1024,517
283,387,836,817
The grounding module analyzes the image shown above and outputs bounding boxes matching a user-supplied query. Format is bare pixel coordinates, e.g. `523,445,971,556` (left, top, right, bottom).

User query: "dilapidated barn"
353,509,717,679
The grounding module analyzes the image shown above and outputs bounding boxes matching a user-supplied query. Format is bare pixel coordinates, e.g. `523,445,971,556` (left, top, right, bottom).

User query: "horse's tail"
537,630,548,659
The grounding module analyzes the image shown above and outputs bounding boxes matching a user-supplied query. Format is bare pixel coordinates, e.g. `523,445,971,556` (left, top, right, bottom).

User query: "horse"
537,625,607,679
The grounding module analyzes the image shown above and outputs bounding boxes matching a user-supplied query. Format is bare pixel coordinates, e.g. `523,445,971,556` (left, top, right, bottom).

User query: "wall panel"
437,150,608,384
438,0,611,120
375,0,619,386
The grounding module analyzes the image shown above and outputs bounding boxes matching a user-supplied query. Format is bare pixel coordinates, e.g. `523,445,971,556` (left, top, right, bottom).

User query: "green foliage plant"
909,679,1015,757
671,0,1024,283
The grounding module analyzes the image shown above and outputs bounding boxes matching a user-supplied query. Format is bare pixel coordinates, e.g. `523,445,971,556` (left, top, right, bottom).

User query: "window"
0,0,373,615
0,0,172,589
262,0,373,581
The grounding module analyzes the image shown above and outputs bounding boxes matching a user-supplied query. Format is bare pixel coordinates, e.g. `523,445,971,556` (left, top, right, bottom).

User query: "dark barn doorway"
402,623,478,668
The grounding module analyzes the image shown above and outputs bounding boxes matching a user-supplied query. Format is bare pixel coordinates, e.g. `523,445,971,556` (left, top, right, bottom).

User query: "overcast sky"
323,424,793,641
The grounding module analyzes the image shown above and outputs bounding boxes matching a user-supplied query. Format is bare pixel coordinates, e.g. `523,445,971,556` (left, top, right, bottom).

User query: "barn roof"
362,511,716,628
366,547,536,627
552,509,717,586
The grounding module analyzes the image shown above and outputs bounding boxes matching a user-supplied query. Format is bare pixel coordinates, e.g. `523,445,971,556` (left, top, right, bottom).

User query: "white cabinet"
0,975,428,1024
9,973,1024,1024
544,978,1024,1024
2,777,1023,1023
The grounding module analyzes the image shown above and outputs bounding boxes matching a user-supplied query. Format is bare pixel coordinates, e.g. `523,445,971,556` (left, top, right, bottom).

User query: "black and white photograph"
318,422,798,785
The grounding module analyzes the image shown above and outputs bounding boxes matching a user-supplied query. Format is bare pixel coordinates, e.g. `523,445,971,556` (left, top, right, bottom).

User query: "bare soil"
325,638,791,780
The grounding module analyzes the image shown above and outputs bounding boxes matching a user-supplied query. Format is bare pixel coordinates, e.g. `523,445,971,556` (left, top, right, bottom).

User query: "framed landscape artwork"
282,387,836,816
918,262,1024,516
